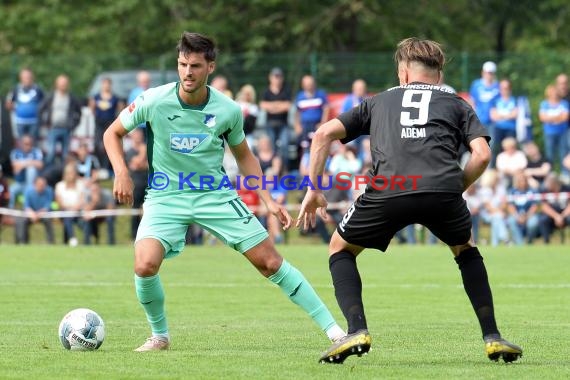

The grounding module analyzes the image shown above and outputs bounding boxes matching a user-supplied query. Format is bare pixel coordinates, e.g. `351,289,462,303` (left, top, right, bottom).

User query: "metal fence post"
461,51,469,92
310,52,318,80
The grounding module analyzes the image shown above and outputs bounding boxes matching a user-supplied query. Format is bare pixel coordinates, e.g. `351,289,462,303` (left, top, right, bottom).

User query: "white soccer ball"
58,308,105,351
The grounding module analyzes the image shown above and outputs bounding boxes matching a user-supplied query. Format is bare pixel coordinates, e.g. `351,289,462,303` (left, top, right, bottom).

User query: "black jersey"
337,82,489,198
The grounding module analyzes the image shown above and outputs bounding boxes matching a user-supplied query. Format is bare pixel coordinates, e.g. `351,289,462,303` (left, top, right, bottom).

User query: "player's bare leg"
450,238,522,363
133,238,170,352
243,238,345,342
319,231,371,364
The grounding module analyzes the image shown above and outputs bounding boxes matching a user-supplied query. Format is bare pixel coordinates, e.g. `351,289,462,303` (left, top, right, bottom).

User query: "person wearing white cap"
469,61,500,165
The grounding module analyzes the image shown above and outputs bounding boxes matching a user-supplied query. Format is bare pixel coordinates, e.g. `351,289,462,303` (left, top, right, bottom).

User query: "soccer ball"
58,308,105,351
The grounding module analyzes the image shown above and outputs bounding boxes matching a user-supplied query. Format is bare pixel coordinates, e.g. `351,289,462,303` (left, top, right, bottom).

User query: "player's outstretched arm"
103,119,134,206
297,118,347,230
230,140,292,230
463,137,491,190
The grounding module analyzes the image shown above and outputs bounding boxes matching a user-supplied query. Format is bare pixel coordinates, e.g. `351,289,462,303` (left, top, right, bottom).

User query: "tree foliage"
0,0,569,100
2,0,570,56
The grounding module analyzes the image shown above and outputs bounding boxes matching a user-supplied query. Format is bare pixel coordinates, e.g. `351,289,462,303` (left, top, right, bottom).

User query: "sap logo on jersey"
170,133,209,154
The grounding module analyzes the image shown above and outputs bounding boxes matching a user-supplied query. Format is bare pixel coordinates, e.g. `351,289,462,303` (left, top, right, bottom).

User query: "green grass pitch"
1,244,569,379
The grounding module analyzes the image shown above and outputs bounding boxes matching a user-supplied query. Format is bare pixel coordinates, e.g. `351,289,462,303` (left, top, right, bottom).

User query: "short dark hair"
177,32,217,62
394,37,445,71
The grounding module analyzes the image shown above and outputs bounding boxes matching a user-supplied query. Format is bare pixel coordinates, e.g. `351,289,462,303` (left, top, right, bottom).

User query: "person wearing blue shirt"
15,176,55,244
506,172,539,245
341,79,367,113
89,77,123,172
9,135,43,208
539,84,569,175
127,71,151,132
490,79,518,159
341,79,368,156
5,68,44,140
469,61,500,164
294,75,329,149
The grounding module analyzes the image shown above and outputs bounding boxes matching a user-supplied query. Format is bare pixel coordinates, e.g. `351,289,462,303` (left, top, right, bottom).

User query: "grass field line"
2,281,570,289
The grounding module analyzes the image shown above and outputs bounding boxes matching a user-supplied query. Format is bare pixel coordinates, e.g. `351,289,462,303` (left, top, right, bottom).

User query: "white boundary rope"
0,201,353,219
0,192,568,219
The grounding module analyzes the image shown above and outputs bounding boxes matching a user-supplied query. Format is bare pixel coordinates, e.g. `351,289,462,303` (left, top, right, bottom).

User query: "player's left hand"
266,201,293,230
296,190,328,230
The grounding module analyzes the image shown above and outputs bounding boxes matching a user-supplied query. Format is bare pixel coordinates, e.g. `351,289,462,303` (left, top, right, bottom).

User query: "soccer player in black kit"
297,37,523,364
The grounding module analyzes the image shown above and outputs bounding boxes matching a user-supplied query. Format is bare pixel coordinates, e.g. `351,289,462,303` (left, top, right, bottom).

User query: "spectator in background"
235,84,259,145
328,142,362,203
210,75,233,98
479,169,509,246
342,79,368,154
515,93,533,143
9,135,43,208
506,171,539,245
15,176,55,244
294,74,329,148
463,183,483,244
555,73,570,104
523,141,551,189
128,70,151,105
127,71,151,133
328,143,362,180
89,77,123,172
469,61,499,164
75,142,101,179
341,79,367,113
259,67,292,171
490,79,518,162
256,135,282,176
496,137,527,187
125,128,148,240
55,163,85,246
539,173,570,243
539,84,569,175
5,68,44,141
82,179,116,245
39,74,82,165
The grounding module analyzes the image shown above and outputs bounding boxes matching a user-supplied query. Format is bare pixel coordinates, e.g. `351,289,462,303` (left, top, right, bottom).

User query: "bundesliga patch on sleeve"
170,133,209,154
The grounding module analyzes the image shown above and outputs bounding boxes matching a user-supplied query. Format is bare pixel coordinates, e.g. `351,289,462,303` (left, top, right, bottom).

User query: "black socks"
455,247,500,338
330,247,499,338
329,251,367,334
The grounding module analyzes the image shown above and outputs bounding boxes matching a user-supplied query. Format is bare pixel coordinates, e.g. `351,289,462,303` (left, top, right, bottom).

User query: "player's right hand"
113,174,134,206
296,190,328,230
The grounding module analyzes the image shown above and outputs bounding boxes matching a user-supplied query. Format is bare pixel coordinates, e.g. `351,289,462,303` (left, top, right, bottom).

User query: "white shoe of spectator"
68,237,79,247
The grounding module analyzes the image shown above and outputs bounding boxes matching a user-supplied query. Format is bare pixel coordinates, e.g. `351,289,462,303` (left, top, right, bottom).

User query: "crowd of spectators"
465,62,570,245
2,68,122,245
1,63,569,246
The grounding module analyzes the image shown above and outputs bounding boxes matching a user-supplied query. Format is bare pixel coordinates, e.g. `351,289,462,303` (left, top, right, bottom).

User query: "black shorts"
337,192,472,251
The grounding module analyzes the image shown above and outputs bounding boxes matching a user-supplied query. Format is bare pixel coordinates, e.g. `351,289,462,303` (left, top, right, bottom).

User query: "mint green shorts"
136,190,268,258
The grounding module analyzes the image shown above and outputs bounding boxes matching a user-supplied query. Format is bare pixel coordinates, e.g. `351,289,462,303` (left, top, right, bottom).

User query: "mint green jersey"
120,83,244,198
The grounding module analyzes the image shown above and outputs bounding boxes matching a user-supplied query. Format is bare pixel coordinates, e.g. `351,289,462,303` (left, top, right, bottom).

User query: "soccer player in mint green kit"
103,32,345,353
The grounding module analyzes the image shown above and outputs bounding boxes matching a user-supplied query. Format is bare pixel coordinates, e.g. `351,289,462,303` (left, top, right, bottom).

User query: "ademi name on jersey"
170,133,209,154
401,127,426,138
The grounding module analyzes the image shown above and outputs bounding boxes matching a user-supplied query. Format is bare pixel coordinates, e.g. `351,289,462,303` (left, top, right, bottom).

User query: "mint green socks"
134,263,344,342
268,260,344,340
134,274,169,338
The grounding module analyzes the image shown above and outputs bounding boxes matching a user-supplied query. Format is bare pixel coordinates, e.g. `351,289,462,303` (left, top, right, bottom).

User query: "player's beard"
181,77,205,94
